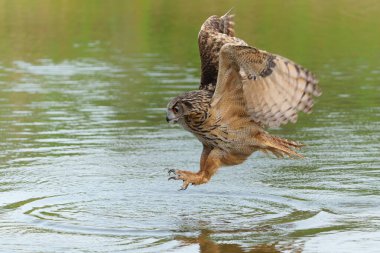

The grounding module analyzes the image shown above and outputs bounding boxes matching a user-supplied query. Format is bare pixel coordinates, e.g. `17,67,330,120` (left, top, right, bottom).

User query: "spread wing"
198,10,246,91
211,43,321,128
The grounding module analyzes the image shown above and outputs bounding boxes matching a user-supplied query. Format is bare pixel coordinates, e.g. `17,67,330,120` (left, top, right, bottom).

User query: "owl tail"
256,132,304,158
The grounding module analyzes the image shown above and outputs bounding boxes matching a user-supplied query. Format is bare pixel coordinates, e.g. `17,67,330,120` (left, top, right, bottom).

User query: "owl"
166,11,321,190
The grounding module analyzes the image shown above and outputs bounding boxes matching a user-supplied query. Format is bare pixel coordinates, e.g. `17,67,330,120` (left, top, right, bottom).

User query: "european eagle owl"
166,11,321,190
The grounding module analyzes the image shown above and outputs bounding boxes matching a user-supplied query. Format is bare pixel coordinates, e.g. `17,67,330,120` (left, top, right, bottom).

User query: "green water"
0,1,379,252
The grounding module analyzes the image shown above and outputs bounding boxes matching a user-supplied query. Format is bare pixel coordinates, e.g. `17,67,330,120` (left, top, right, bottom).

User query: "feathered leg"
168,147,220,190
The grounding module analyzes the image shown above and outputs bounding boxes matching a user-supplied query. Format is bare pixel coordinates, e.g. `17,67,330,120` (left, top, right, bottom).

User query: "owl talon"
168,170,202,190
179,181,190,191
167,169,176,176
168,169,179,180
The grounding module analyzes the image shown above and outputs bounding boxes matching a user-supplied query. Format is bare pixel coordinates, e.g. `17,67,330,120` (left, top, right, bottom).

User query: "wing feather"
198,11,246,91
211,43,321,128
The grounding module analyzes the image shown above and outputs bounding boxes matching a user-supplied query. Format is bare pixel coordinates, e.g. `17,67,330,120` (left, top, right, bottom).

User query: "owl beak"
166,110,178,124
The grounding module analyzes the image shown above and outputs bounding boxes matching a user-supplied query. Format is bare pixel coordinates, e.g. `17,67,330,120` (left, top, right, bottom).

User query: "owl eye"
173,106,179,113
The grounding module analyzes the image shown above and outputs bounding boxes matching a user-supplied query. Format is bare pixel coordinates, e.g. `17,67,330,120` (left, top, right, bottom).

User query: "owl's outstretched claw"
168,169,178,180
168,169,208,190
167,169,176,176
167,170,188,190
179,181,190,191
168,174,188,190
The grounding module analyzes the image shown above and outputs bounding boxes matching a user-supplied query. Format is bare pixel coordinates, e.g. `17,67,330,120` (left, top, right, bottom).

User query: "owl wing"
198,10,247,91
211,43,321,128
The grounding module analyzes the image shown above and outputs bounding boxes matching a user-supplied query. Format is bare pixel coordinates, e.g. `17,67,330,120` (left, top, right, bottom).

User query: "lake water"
0,1,379,252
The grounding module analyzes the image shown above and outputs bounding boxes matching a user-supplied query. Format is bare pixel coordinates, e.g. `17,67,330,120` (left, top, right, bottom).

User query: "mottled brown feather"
198,11,246,90
211,43,321,128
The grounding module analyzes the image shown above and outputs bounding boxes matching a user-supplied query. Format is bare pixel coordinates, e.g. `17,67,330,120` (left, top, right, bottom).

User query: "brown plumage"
166,11,321,190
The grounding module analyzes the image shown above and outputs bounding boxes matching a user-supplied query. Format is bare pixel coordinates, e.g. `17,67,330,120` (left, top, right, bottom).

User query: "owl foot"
168,169,209,190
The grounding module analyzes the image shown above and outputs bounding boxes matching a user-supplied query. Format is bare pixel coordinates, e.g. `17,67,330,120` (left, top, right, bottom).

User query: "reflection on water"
0,1,380,253
176,230,284,253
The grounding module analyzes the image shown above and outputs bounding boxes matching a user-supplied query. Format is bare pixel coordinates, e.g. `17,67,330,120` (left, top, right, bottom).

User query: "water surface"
0,1,380,252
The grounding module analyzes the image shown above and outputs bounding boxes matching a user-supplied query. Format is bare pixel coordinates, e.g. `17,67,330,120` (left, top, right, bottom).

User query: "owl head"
166,92,196,124
166,90,213,125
